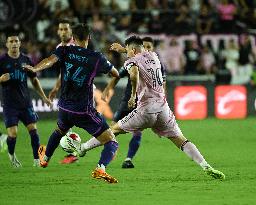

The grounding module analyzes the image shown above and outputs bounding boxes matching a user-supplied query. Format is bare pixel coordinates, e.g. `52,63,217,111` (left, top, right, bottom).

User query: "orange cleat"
92,168,118,183
60,154,78,164
38,145,48,168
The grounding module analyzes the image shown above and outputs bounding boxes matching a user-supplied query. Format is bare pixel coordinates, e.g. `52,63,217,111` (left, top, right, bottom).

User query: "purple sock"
29,129,40,159
127,131,142,159
7,136,16,155
98,141,118,167
45,130,64,158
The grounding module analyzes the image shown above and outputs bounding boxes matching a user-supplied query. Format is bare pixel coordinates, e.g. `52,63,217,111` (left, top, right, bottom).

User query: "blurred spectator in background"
200,44,216,74
223,39,239,83
161,38,184,75
216,39,226,70
237,34,254,84
196,4,214,35
183,40,201,74
217,0,237,33
175,2,193,35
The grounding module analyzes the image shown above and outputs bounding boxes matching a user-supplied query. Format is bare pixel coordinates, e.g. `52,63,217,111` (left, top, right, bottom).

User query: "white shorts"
118,103,182,138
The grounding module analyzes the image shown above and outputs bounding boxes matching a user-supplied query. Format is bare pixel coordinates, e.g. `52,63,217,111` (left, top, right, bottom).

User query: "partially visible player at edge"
109,36,225,180
48,19,79,164
102,37,167,168
0,131,8,152
0,34,52,167
24,24,119,183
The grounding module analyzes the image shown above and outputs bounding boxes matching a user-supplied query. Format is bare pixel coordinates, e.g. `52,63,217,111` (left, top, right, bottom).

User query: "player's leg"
152,105,225,179
21,107,41,166
168,135,225,179
122,131,142,168
113,107,142,168
91,128,119,183
39,110,72,167
67,111,119,183
6,126,22,167
26,123,40,166
3,108,21,167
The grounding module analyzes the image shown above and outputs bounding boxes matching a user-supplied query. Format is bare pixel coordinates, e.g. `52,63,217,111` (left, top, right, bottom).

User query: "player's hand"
23,65,35,73
128,96,136,109
101,89,109,102
0,73,10,82
110,43,126,53
48,88,58,101
43,97,53,109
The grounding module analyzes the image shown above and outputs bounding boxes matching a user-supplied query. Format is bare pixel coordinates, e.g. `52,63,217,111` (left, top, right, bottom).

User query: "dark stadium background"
1,0,256,119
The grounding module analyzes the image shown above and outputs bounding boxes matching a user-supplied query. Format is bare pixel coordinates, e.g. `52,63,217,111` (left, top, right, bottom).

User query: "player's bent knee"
26,123,37,131
7,126,18,137
56,126,68,135
97,128,117,144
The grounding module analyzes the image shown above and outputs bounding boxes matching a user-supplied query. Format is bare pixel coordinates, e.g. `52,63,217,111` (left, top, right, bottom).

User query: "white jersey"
124,51,166,113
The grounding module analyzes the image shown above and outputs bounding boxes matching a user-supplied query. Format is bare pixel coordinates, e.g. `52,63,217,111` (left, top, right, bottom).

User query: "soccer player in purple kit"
24,24,119,183
110,36,225,180
48,19,79,164
0,34,52,167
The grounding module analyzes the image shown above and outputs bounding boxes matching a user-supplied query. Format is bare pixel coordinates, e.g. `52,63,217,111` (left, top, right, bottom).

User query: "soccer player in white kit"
110,36,225,180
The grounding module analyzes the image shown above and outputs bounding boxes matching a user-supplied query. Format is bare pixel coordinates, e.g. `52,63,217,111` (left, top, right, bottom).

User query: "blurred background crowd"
0,0,256,85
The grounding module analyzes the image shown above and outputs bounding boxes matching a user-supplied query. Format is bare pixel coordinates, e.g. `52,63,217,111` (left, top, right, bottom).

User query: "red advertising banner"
174,86,207,120
215,85,247,119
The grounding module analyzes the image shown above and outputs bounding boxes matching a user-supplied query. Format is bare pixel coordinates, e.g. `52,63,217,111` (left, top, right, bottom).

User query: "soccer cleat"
60,154,78,164
38,145,48,168
33,159,40,167
0,134,7,153
204,167,225,180
66,137,86,157
122,160,135,168
92,168,118,183
8,153,22,168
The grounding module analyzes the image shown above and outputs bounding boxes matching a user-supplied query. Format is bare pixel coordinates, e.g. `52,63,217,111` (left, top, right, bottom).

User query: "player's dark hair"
6,32,20,38
125,36,143,46
58,18,71,25
72,23,91,41
142,36,154,45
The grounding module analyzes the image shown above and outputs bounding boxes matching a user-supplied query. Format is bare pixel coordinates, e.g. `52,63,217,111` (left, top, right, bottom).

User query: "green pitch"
0,118,255,205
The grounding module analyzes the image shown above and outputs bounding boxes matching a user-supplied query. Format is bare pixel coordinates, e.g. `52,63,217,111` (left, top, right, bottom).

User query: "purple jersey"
0,53,36,109
124,51,166,112
53,46,113,113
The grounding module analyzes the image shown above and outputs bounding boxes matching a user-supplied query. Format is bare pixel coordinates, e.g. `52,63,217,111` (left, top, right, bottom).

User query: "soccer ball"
60,131,81,153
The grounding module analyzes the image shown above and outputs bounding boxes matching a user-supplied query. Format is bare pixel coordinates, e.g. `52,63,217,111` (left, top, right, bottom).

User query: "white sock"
182,142,210,169
97,164,106,171
125,157,132,161
81,137,101,152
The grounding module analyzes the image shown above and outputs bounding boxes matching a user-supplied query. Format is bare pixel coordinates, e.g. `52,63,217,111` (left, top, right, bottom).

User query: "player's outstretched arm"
30,77,52,108
102,76,120,102
128,65,139,109
23,55,58,73
49,74,61,101
110,43,127,53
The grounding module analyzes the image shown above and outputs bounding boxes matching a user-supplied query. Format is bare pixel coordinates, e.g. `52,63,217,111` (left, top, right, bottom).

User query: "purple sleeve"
52,46,64,61
96,53,113,74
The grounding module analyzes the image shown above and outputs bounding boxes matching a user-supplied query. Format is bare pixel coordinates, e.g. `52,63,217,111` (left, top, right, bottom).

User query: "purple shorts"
57,107,109,138
3,106,38,128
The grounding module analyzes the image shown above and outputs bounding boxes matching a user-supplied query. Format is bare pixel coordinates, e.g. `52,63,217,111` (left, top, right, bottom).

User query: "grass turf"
0,118,255,205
